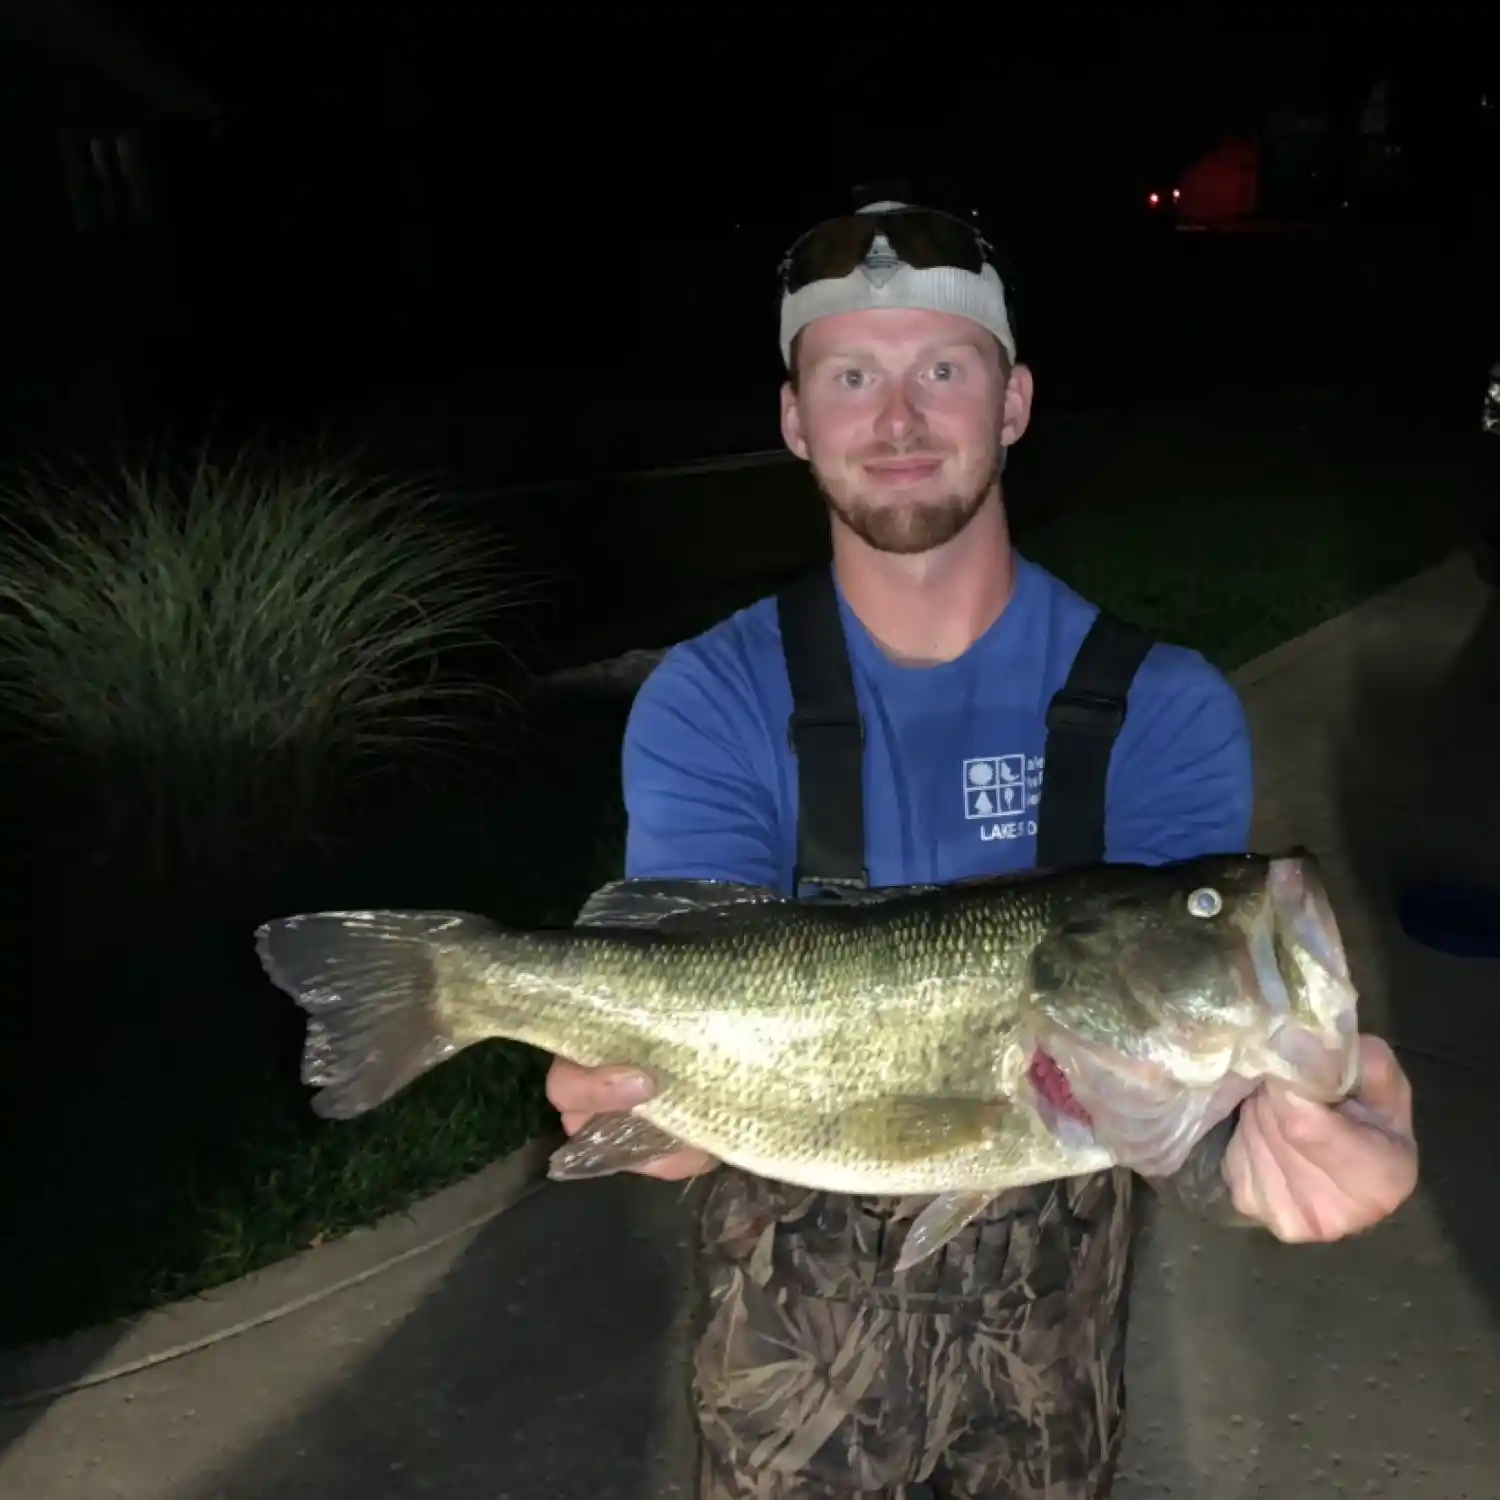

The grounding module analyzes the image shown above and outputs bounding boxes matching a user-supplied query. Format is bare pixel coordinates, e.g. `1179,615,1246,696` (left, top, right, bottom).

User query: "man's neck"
831,490,1017,667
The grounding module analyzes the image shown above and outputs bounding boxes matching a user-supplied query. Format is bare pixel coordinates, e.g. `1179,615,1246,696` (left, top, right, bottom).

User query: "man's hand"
545,1056,720,1182
1224,1035,1418,1242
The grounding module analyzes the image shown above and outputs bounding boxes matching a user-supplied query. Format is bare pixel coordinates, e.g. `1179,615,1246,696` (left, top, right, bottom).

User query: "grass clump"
0,449,528,876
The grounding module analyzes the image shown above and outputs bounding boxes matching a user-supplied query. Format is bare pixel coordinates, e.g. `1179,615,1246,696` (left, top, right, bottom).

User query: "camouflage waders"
691,1169,1136,1499
682,572,1240,1497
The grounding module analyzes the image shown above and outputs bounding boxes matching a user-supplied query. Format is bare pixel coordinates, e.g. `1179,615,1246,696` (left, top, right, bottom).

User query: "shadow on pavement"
179,1174,701,1500
1333,537,1500,1337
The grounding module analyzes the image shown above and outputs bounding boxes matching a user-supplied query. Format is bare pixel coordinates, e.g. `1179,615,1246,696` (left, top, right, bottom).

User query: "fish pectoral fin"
896,1190,1000,1272
836,1097,1009,1162
547,1111,687,1181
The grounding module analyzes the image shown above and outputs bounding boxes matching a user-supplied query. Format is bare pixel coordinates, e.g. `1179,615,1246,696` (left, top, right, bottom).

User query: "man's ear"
781,381,810,461
1000,362,1034,450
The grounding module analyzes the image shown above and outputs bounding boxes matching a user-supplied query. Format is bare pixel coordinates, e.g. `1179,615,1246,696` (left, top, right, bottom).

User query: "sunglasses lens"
782,209,987,293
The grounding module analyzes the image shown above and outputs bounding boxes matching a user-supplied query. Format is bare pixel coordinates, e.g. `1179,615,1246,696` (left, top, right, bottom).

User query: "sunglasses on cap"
778,205,995,295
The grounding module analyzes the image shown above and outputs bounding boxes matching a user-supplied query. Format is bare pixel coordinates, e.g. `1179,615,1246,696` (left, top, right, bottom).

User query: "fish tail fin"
255,910,498,1121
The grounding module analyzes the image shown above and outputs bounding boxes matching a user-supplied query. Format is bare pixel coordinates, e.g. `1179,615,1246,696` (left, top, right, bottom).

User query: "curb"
1227,549,1484,693
0,1130,562,1410
536,645,671,696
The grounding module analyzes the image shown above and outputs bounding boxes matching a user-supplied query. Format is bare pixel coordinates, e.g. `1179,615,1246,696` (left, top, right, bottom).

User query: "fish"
254,850,1362,1270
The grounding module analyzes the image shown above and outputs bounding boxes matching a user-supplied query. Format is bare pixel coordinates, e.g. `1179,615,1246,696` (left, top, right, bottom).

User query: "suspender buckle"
1045,689,1127,735
788,709,866,750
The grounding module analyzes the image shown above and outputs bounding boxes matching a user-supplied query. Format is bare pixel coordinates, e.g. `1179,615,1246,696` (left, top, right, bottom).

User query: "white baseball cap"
778,201,1017,367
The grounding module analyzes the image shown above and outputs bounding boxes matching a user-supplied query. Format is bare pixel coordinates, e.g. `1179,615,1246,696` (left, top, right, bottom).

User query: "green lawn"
1013,399,1475,669
0,392,1481,1349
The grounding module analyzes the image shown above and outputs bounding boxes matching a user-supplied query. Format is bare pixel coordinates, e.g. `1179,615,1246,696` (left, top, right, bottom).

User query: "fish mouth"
1025,852,1361,1176
1250,853,1361,1101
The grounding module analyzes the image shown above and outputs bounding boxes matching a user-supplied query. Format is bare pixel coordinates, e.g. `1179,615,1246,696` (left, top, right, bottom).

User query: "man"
548,201,1418,1499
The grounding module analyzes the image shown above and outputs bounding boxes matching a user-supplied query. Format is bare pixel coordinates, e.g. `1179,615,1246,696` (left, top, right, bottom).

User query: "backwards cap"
778,200,1017,368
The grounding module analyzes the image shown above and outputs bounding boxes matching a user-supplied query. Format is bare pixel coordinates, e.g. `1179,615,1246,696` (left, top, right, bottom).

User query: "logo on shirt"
963,755,1044,841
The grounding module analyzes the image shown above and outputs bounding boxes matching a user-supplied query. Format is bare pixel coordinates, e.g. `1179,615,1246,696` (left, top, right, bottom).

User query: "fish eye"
1186,887,1223,918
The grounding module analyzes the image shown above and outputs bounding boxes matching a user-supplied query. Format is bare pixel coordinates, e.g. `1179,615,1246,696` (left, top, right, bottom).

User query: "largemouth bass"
256,851,1361,1269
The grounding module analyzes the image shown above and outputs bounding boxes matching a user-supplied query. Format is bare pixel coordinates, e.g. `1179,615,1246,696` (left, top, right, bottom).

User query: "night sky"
3,3,1496,474
79,6,1487,215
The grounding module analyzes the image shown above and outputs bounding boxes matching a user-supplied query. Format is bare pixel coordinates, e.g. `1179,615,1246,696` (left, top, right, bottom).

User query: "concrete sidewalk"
2,555,1498,1500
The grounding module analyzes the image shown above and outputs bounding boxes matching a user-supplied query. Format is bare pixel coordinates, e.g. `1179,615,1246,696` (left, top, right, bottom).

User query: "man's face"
780,308,1033,555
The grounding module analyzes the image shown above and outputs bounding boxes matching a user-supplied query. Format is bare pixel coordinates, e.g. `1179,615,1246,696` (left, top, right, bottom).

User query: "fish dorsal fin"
574,875,961,933
952,865,1062,889
573,877,788,932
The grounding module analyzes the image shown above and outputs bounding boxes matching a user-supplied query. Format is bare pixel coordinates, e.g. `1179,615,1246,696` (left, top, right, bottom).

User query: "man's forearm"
1146,1108,1258,1228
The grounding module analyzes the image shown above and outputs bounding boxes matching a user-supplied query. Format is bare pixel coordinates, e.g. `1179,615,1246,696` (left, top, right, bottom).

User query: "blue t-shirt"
622,555,1252,892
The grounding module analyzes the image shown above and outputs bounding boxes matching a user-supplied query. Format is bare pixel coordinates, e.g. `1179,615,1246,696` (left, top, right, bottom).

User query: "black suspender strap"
776,569,870,896
1035,611,1155,870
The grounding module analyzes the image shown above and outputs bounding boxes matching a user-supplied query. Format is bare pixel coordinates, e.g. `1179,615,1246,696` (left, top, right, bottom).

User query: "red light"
1172,188,1181,201
1148,191,1161,206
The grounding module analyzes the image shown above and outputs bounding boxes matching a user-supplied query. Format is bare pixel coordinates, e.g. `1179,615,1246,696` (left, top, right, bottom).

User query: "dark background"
3,4,1496,487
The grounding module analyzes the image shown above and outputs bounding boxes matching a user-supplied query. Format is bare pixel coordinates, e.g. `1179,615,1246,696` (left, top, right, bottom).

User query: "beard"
812,444,1002,556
